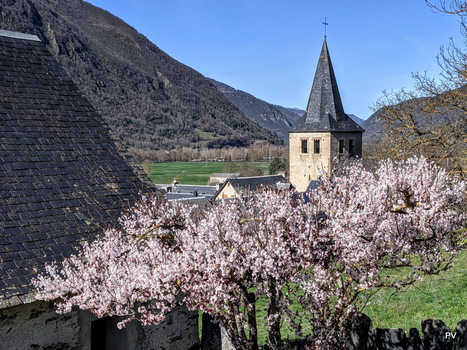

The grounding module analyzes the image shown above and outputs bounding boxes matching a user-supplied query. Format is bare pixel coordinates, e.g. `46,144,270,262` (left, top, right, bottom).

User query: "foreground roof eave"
0,292,36,310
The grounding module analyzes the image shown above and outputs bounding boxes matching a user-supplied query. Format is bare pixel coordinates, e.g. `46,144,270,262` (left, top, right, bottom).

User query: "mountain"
361,87,466,143
273,106,304,125
0,0,280,151
361,111,385,142
209,79,292,141
347,114,365,126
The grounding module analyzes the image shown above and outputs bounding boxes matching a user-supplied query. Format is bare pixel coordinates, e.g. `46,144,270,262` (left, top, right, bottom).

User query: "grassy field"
361,249,467,333
142,161,270,185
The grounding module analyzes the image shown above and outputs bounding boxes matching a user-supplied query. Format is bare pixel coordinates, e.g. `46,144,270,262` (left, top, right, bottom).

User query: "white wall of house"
0,300,199,350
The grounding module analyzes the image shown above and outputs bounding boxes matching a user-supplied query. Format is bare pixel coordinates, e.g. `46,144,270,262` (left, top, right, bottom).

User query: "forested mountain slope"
0,0,280,150
209,78,293,141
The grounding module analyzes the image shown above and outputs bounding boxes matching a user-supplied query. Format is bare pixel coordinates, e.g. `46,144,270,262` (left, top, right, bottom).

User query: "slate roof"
168,185,217,196
214,175,286,199
155,184,217,201
0,30,154,308
289,39,364,133
209,173,241,179
306,180,321,192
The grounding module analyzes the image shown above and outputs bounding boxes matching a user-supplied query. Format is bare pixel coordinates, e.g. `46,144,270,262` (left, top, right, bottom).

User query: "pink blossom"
34,157,465,349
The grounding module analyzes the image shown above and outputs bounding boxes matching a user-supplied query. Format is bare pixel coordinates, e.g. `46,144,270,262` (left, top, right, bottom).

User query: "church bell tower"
288,38,364,192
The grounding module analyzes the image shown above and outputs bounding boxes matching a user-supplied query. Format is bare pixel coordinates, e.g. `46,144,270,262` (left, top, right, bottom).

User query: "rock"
421,319,454,350
372,328,408,349
201,313,221,350
407,328,423,350
347,312,373,350
456,320,467,350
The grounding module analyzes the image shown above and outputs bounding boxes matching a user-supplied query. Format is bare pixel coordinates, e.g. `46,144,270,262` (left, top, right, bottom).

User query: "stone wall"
347,313,467,350
330,132,363,161
0,300,199,350
289,130,364,192
202,313,467,350
289,132,331,192
0,301,82,350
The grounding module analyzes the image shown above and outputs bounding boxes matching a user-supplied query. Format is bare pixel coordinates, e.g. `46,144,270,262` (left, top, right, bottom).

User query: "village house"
213,175,287,200
0,30,198,350
288,38,364,192
156,182,217,201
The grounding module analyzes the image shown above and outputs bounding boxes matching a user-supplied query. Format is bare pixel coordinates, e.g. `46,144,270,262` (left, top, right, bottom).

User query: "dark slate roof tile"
6,244,25,253
0,31,155,305
1,261,17,270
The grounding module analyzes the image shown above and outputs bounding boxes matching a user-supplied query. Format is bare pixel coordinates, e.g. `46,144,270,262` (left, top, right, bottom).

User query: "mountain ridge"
361,87,466,143
208,76,366,141
347,114,365,126
208,78,293,141
273,106,304,125
0,0,281,151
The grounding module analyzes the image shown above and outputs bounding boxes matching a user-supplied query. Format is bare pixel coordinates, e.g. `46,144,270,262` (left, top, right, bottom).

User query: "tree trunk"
267,279,282,348
242,288,259,350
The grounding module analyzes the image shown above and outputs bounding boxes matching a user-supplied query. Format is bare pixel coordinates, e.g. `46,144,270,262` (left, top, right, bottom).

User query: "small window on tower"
339,139,345,154
349,139,355,155
301,139,308,154
314,140,320,154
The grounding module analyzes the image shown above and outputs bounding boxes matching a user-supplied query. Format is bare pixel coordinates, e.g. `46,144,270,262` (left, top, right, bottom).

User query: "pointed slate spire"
290,39,363,133
305,38,345,123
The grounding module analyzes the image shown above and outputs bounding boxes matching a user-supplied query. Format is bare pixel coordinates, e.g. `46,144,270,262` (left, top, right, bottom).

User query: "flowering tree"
34,157,465,349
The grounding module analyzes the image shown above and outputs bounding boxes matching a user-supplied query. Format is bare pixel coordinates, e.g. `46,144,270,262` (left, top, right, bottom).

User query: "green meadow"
142,161,270,185
198,249,466,344
361,248,467,333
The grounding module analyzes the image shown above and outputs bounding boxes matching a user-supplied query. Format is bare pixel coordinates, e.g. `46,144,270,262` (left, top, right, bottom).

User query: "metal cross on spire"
323,17,329,38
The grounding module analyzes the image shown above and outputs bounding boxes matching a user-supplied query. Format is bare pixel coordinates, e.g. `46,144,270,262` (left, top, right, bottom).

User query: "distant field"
143,161,270,185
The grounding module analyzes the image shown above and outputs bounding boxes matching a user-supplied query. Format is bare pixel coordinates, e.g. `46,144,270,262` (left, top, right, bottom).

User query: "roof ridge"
230,175,284,180
0,29,40,41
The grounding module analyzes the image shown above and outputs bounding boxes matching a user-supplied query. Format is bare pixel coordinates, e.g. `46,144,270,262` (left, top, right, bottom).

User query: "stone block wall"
0,300,199,350
0,301,82,350
289,132,331,192
330,132,363,160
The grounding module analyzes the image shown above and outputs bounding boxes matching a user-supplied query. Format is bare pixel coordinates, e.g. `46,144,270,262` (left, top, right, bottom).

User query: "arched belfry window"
301,139,308,154
314,140,320,154
339,139,345,154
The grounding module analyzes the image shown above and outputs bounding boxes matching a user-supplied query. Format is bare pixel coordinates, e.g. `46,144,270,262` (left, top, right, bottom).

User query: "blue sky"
87,0,463,119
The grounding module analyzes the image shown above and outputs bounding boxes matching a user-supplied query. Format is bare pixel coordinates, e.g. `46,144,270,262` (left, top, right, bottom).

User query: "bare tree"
373,0,466,178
